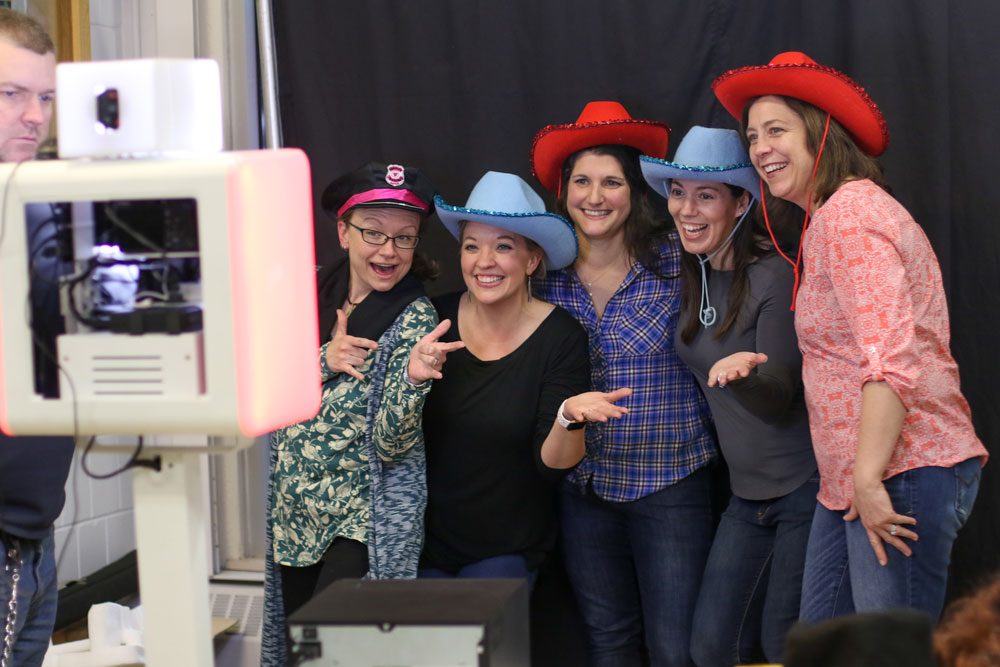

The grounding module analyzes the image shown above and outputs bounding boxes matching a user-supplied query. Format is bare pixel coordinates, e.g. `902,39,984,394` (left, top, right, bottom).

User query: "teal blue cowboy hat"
435,171,578,270
640,126,760,200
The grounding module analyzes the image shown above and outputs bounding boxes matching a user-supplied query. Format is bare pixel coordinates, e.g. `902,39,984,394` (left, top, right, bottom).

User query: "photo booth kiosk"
0,59,320,666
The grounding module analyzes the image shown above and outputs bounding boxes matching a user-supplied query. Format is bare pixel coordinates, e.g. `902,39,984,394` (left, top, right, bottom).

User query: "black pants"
280,537,369,617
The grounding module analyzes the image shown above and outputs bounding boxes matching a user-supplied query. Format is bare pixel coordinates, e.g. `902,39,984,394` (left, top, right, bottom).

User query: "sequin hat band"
712,51,889,156
531,101,671,193
435,171,578,270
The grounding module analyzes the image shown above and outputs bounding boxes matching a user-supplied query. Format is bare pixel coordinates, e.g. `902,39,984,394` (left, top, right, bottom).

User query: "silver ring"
889,524,898,537
717,374,724,385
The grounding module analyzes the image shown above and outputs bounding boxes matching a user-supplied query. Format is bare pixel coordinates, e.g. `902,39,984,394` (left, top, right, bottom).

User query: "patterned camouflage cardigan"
262,297,436,665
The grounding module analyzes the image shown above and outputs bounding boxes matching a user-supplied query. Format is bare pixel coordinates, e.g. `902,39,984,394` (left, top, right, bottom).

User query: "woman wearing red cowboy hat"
531,102,717,666
713,52,988,624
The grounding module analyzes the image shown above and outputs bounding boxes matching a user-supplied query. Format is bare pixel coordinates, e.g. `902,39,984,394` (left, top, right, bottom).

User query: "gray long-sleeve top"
675,253,816,500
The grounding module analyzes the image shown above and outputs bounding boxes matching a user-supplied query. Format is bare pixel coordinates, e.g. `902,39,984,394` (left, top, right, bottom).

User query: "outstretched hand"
407,319,465,384
326,309,379,381
562,387,633,424
708,352,769,388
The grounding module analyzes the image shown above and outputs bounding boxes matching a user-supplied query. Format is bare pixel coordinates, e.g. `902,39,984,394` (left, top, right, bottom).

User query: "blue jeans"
690,476,818,666
800,457,981,623
559,468,714,667
0,530,58,667
419,554,536,586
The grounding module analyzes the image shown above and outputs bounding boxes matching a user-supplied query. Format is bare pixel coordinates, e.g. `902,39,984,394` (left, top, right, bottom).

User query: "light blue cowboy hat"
640,126,760,201
435,171,578,270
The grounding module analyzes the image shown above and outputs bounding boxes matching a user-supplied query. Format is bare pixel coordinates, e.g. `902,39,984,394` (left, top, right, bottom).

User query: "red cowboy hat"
531,101,671,193
712,51,889,156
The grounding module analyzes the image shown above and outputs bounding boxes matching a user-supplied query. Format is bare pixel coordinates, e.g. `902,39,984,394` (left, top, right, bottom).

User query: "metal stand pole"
132,453,213,667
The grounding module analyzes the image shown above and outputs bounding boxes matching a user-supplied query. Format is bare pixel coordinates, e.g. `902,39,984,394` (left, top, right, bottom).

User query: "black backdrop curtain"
272,0,1000,652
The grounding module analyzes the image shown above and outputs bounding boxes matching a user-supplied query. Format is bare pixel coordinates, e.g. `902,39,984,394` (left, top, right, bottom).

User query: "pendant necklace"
579,250,627,295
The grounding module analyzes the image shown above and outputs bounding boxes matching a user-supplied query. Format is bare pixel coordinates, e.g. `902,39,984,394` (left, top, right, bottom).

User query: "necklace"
577,250,628,295
344,296,362,317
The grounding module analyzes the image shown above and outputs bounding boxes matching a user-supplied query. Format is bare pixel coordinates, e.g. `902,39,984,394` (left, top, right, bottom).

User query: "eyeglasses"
346,221,420,249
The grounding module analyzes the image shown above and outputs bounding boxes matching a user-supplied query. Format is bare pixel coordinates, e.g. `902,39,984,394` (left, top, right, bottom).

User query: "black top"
675,253,815,500
421,292,590,571
0,435,74,540
0,202,75,540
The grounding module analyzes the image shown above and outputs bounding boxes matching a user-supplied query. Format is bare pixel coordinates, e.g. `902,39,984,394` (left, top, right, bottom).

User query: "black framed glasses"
347,221,420,249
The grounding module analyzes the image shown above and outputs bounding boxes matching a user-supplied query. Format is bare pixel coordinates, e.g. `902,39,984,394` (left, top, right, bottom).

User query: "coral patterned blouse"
794,179,987,510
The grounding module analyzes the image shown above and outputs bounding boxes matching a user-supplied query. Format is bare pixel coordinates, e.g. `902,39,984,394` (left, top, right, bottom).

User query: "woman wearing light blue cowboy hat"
419,171,632,581
642,126,818,665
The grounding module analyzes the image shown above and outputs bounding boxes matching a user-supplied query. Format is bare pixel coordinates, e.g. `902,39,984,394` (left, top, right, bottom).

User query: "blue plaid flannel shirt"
536,232,716,502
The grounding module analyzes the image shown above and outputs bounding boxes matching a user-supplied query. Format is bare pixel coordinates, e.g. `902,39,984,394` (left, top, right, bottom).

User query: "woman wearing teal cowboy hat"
642,126,817,665
420,171,631,581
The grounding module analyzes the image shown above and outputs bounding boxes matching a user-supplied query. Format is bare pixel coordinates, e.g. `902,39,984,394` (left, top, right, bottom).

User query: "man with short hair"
0,9,55,163
0,9,74,667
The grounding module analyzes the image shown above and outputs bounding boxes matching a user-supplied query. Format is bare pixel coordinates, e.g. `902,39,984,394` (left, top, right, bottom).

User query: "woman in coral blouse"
712,52,988,622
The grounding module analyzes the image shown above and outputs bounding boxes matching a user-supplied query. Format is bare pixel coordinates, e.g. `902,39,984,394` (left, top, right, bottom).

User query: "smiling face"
564,151,632,242
745,95,816,210
668,179,749,269
337,206,420,298
0,38,56,163
459,220,542,306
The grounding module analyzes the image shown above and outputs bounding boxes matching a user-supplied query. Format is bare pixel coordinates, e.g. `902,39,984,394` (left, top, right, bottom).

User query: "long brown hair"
678,184,771,345
555,144,674,277
739,96,891,239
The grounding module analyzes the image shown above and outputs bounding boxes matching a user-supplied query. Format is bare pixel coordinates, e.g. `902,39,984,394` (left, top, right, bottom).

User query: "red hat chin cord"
761,112,833,311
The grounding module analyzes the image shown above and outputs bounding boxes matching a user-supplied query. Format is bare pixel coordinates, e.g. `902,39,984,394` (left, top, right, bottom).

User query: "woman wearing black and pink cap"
713,52,987,624
262,162,463,663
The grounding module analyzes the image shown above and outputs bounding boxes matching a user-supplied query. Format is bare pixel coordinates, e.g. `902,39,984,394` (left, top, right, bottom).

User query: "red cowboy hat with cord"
713,51,891,310
531,101,671,194
711,51,889,156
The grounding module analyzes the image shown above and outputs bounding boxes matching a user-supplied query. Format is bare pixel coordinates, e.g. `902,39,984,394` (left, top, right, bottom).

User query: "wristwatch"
557,399,587,431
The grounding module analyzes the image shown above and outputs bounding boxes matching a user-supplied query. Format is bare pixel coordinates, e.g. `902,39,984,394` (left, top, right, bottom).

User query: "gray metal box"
288,579,530,666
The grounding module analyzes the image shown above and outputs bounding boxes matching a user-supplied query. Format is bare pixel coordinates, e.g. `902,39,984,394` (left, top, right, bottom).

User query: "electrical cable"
81,436,161,480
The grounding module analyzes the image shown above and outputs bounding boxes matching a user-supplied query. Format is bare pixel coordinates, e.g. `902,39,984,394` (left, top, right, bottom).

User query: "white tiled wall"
89,0,130,61
51,0,139,586
53,450,136,585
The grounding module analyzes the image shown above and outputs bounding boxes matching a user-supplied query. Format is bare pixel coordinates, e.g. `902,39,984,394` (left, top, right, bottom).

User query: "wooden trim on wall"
55,0,90,62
